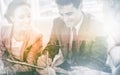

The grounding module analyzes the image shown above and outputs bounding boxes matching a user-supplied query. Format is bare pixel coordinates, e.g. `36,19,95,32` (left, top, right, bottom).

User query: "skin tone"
58,3,83,28
6,5,31,60
10,5,31,41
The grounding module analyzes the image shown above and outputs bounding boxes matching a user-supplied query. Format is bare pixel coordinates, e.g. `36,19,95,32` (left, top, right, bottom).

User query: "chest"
11,38,23,60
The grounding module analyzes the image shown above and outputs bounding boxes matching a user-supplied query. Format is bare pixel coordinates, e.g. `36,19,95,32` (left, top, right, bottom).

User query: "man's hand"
37,55,52,68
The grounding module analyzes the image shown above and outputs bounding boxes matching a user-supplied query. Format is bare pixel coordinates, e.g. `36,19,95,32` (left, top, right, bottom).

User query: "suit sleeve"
43,19,60,60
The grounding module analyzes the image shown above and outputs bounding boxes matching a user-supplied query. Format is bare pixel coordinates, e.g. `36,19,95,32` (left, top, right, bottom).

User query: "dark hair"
5,0,30,22
55,0,82,8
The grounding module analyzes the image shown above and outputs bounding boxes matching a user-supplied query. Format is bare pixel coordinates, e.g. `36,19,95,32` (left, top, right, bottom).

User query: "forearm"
27,38,42,64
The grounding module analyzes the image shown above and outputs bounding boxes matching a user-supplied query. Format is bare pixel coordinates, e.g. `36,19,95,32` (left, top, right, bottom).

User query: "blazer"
0,25,42,73
44,14,111,73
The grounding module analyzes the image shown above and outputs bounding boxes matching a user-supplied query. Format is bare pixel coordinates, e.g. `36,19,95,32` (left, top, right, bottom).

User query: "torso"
11,37,23,60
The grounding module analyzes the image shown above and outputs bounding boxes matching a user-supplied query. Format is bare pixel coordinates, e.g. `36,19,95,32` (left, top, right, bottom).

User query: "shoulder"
54,17,63,24
83,13,101,27
0,18,12,30
28,28,43,41
1,25,12,31
80,13,106,41
53,17,65,28
0,24,13,40
52,17,67,33
30,28,43,40
85,13,105,35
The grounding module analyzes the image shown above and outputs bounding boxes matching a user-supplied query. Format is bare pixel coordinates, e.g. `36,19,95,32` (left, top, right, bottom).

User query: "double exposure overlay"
0,0,120,75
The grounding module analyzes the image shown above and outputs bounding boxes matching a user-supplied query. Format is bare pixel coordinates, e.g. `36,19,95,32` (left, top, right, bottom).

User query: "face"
11,5,31,31
58,4,82,28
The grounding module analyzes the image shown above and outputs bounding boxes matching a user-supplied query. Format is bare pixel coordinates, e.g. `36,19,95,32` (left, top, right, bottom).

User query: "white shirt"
11,38,23,60
69,14,84,48
67,15,84,64
75,14,84,35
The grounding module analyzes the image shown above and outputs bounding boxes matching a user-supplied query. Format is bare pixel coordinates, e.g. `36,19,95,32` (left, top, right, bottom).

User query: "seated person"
37,0,111,75
107,30,120,75
0,1,42,75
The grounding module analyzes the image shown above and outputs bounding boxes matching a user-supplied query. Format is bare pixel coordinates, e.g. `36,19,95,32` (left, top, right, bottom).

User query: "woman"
0,1,42,75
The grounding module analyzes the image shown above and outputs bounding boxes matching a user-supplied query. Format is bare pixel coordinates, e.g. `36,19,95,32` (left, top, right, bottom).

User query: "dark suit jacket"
44,14,111,73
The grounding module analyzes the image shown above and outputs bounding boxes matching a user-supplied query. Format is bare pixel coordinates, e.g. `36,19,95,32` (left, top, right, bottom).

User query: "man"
37,0,111,74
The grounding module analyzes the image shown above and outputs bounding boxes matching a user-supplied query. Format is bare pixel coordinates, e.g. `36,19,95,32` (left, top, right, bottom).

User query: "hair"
55,0,82,8
5,0,30,23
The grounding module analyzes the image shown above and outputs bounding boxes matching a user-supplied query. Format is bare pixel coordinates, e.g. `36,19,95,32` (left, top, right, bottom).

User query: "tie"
68,28,72,64
72,27,78,62
72,27,77,42
67,27,78,64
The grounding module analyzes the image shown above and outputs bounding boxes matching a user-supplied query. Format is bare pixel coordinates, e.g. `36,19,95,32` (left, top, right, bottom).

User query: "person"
0,1,43,75
37,0,111,75
106,46,120,75
105,0,120,75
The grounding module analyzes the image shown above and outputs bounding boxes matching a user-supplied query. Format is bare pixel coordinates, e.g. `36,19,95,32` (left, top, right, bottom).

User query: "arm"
90,36,111,73
36,19,65,74
43,19,60,60
26,34,43,65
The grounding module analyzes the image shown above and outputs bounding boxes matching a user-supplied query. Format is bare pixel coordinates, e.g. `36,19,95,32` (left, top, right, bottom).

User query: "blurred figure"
106,47,120,69
113,65,120,75
0,1,42,75
105,0,120,75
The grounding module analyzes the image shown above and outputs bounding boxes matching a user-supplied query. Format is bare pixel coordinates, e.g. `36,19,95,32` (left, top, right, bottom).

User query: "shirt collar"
74,14,84,34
